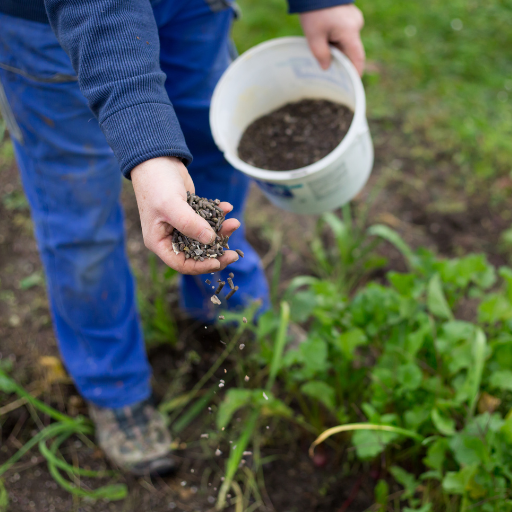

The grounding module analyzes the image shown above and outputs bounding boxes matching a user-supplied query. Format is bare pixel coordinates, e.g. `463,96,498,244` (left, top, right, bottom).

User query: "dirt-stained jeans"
0,0,269,408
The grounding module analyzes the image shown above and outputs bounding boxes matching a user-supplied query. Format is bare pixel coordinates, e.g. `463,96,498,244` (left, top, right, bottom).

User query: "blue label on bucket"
256,180,303,198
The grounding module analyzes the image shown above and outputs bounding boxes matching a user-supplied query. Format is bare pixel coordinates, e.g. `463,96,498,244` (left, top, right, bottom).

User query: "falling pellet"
225,286,238,300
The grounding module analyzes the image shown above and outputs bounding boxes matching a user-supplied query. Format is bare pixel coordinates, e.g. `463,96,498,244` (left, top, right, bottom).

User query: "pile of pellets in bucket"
171,192,244,307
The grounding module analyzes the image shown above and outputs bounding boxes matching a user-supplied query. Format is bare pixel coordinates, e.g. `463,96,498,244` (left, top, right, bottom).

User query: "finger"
219,201,233,214
335,35,365,76
167,196,216,245
218,218,241,238
179,249,239,274
156,241,223,275
216,250,240,272
307,34,332,70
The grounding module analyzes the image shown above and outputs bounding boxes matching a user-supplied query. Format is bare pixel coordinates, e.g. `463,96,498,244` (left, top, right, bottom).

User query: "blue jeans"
0,0,269,408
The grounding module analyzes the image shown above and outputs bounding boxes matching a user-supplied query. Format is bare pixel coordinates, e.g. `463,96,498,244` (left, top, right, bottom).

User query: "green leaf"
488,369,512,391
260,396,293,419
216,389,253,430
404,406,430,430
300,337,328,375
388,272,417,297
397,363,423,393
0,479,8,512
389,466,418,499
423,437,449,474
449,434,488,466
374,479,389,510
442,465,478,495
478,294,512,324
19,271,44,290
500,414,512,443
464,328,487,418
431,408,456,436
290,291,316,323
0,371,16,393
499,266,512,302
334,328,367,360
352,425,399,460
427,274,453,320
404,320,431,360
300,381,336,411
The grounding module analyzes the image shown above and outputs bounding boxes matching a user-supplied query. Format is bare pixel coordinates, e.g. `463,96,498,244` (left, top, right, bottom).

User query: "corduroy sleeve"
288,0,353,14
44,0,192,178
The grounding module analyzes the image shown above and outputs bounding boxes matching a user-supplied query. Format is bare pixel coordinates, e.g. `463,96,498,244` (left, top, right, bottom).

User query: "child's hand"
300,4,365,76
131,157,240,275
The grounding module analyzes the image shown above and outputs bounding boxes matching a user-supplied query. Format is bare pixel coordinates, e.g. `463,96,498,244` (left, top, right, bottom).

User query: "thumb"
307,35,332,70
169,197,216,245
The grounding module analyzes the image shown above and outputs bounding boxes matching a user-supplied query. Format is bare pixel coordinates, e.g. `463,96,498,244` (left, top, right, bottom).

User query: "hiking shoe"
88,397,176,476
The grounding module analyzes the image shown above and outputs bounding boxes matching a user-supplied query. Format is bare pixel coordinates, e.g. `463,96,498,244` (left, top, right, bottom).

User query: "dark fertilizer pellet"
235,249,244,258
215,281,225,295
228,272,234,279
238,99,353,171
227,277,235,290
225,286,239,300
205,279,211,285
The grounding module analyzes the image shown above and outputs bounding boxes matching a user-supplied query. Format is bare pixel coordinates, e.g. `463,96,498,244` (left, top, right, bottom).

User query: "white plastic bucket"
210,37,374,215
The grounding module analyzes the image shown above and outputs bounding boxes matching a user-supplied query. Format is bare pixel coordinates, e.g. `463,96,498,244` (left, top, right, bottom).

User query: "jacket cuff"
101,102,193,179
288,0,353,14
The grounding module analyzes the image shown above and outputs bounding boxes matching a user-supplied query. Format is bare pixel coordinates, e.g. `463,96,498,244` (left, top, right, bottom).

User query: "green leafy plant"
223,225,512,511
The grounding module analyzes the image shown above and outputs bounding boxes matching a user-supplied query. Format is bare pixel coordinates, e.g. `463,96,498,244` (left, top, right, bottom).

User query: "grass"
234,0,512,181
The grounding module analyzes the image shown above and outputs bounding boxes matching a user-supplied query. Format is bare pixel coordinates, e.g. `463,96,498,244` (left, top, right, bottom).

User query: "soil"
237,99,353,171
2,106,512,511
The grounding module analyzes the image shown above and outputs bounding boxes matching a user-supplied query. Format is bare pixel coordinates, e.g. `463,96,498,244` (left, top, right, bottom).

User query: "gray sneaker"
88,397,176,476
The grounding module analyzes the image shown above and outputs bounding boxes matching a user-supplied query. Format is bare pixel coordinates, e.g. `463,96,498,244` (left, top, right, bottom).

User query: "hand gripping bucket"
210,37,374,215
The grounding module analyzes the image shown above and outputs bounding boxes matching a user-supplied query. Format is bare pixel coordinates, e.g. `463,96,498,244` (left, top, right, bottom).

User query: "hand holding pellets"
171,193,243,306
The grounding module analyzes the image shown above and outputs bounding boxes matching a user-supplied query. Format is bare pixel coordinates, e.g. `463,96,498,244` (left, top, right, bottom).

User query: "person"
0,0,365,475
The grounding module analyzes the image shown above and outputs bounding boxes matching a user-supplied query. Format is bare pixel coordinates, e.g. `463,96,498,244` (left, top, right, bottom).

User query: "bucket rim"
210,36,368,183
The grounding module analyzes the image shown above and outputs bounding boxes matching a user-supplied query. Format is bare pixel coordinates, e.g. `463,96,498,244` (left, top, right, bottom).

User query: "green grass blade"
0,370,74,423
266,301,290,391
0,421,75,476
172,386,217,434
216,409,259,510
270,248,283,307
367,224,418,270
39,429,117,478
45,431,127,500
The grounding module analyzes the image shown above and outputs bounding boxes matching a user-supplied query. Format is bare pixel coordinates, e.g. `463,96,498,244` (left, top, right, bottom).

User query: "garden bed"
2,0,512,508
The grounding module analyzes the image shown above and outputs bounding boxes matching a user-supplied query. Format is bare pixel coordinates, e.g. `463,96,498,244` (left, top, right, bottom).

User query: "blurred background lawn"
233,0,512,181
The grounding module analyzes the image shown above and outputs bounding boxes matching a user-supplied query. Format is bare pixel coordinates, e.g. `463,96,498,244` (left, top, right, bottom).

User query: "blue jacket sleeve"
288,0,353,14
44,0,192,178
